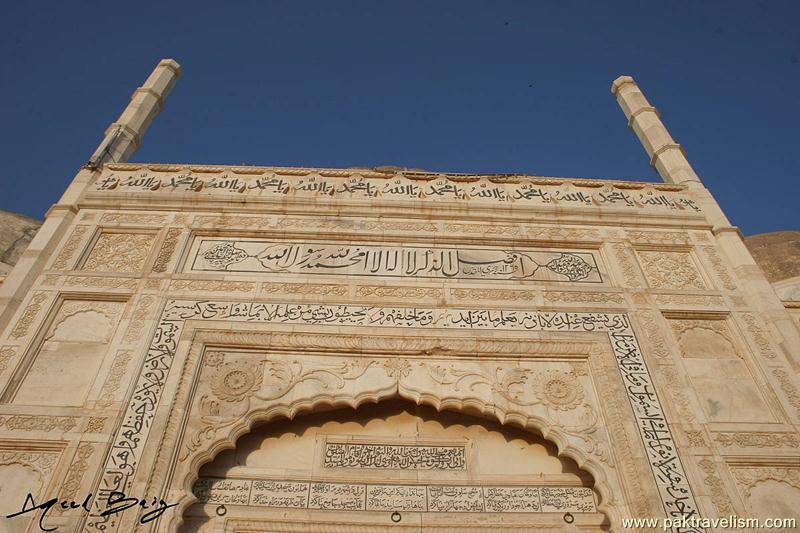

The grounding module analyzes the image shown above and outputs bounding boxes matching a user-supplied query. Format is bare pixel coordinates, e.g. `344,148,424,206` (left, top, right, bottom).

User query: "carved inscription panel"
194,477,597,514
187,238,603,283
323,442,467,470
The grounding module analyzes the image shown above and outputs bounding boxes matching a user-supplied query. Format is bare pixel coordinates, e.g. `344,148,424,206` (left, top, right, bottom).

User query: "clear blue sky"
1,1,798,235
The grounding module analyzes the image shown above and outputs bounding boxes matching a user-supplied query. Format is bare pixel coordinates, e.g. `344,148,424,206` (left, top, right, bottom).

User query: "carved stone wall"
0,163,799,533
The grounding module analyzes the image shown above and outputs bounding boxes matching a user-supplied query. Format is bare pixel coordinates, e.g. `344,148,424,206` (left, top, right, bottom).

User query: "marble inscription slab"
323,442,467,470
309,482,366,510
188,238,602,283
193,477,597,514
366,485,426,511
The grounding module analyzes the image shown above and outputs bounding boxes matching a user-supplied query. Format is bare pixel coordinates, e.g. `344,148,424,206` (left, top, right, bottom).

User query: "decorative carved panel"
637,250,706,290
81,232,156,273
186,238,603,283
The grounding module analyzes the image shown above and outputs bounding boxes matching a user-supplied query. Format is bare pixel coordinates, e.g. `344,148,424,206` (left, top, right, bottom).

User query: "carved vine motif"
423,364,607,463
685,431,708,447
170,280,255,293
0,345,17,374
544,291,624,304
356,286,443,299
57,443,95,510
739,313,778,359
82,232,156,273
263,282,347,296
10,292,49,339
700,246,737,290
0,415,77,432
51,226,89,270
99,213,168,226
152,228,182,272
63,276,139,289
653,294,725,307
97,350,133,408
772,368,800,417
625,231,691,246
611,244,641,287
637,251,706,290
421,365,588,412
636,311,671,359
85,417,107,433
184,358,378,459
713,432,800,448
697,458,736,515
123,296,155,342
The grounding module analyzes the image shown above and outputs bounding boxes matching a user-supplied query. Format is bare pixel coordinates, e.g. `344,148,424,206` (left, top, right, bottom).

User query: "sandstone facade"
0,60,798,532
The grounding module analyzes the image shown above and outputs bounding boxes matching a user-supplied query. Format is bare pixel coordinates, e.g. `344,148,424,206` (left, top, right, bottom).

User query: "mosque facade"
0,59,798,532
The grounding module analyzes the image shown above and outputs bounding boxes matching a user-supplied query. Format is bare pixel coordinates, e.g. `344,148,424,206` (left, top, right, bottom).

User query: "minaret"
0,59,181,330
611,75,700,185
88,59,181,166
611,75,800,369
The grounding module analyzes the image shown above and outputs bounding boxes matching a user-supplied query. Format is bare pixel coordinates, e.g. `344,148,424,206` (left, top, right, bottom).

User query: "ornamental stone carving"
210,361,264,402
152,228,182,272
51,226,89,270
697,458,736,515
637,250,706,290
532,369,585,410
82,232,156,273
713,432,800,448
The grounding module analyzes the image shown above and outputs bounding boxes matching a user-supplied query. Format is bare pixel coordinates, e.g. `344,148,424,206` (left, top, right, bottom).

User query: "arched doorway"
179,400,609,532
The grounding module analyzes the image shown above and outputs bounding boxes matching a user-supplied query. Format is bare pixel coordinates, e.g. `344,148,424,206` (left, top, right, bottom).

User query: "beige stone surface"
0,210,41,276
0,62,798,533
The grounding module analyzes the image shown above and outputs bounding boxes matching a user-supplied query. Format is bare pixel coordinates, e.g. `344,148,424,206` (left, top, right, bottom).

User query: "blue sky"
1,0,798,235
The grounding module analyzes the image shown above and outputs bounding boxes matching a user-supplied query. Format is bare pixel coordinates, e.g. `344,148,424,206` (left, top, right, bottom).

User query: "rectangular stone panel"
427,485,484,512
250,480,309,508
483,486,541,512
308,482,366,510
193,478,251,505
366,484,427,511
187,237,602,283
323,442,466,470
194,477,597,514
540,487,596,513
